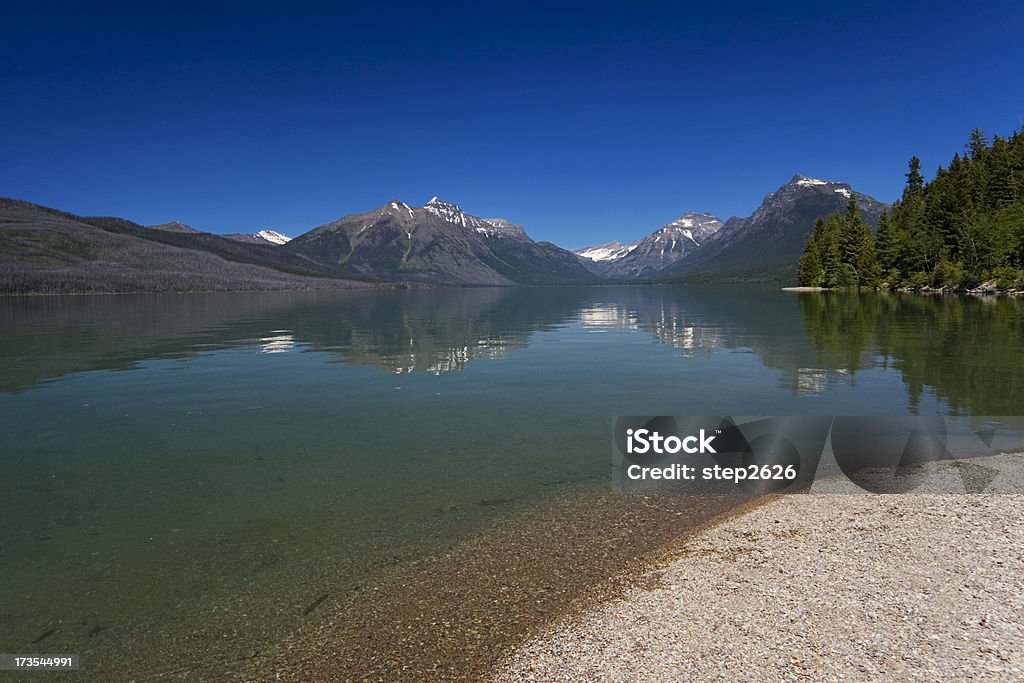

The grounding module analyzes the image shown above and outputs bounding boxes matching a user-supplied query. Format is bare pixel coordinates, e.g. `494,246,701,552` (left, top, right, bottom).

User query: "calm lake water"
1,285,1022,677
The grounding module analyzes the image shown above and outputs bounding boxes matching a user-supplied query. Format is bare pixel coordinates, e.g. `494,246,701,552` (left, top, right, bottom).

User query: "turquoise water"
1,285,1022,675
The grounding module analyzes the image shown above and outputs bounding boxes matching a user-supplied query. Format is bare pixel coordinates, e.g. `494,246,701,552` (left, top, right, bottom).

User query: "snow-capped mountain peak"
424,197,466,216
789,175,853,198
576,212,724,278
424,197,468,224
658,212,722,236
792,175,830,187
423,197,510,234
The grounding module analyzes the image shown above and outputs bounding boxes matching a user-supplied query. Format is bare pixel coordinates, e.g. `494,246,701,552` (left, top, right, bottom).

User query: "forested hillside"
799,129,1024,290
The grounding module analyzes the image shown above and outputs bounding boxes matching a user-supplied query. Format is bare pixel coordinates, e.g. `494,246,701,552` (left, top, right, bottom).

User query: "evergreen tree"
856,218,880,286
821,214,843,288
905,156,925,197
927,153,974,256
798,217,827,286
811,212,850,288
987,136,1017,208
968,128,988,160
838,196,862,268
875,209,894,277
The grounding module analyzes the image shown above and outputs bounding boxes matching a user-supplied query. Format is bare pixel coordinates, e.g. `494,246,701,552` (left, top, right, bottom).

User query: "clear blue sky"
3,1,1023,248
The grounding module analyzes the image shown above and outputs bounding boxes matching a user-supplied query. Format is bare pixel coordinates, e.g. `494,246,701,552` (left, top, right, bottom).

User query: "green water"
1,285,1022,675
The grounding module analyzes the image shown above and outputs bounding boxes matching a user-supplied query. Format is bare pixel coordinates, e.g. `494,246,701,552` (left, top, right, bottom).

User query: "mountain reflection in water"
1,286,1021,413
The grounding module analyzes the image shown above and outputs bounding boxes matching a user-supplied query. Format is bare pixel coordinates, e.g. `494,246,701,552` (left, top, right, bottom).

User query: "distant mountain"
285,198,595,285
0,199,370,294
151,221,291,245
598,212,724,278
660,175,886,282
223,230,292,245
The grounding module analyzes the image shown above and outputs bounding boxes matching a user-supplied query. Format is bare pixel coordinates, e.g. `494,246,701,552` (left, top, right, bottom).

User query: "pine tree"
968,128,988,160
821,214,843,288
875,209,894,277
927,154,974,257
905,156,925,197
838,196,861,267
987,136,1018,208
856,218,880,286
798,217,827,286
896,156,932,273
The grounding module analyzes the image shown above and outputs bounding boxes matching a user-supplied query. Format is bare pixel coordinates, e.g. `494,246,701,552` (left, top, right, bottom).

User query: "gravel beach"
496,483,1024,681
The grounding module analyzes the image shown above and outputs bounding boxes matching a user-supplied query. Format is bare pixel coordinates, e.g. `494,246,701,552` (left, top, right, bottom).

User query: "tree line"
799,128,1024,289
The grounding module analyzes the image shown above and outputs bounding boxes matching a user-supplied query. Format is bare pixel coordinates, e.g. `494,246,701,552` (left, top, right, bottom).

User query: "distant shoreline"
783,284,1024,296
0,280,428,296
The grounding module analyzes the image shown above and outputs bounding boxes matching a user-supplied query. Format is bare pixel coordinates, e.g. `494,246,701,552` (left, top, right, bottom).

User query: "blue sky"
2,1,1023,249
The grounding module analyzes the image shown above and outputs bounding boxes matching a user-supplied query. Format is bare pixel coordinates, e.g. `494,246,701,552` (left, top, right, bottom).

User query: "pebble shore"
495,490,1024,682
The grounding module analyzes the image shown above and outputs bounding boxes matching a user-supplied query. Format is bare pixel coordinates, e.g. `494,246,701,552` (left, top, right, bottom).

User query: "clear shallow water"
1,285,1022,673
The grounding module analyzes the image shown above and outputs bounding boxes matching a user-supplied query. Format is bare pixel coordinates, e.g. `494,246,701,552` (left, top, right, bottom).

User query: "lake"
1,285,1022,679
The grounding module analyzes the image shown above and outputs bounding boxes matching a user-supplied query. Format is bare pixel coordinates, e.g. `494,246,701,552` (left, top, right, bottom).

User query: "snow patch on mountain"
575,241,638,262
219,228,291,245
794,176,830,187
480,218,529,239
792,175,852,198
255,230,291,245
424,197,491,231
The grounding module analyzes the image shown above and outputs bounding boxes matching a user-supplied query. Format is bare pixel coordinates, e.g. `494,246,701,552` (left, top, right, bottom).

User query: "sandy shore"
495,489,1024,682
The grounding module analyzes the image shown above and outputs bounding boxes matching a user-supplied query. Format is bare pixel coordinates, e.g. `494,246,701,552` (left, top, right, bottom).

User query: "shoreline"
64,482,762,681
247,488,764,682
495,459,1024,682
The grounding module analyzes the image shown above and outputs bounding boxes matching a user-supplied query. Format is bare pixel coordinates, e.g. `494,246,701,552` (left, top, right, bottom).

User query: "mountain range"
1,175,887,293
574,175,886,282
